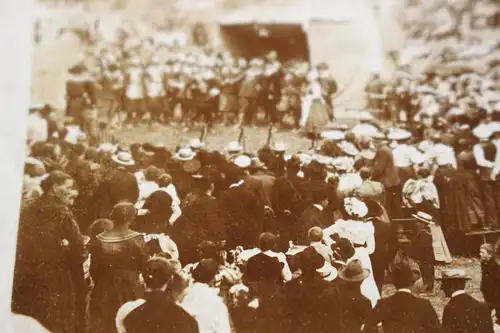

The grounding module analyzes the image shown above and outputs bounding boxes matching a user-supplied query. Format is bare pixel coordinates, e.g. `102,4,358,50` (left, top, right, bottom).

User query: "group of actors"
65,39,338,135
16,95,500,333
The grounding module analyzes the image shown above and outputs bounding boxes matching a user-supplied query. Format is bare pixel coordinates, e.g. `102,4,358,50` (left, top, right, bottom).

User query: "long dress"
324,219,381,307
88,230,147,333
300,81,330,134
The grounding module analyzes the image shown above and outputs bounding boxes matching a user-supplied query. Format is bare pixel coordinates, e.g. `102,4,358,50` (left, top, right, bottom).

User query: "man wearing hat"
337,259,372,333
410,211,436,294
440,268,494,333
364,261,440,333
96,151,140,218
371,133,402,219
249,157,276,209
293,185,330,245
473,125,499,229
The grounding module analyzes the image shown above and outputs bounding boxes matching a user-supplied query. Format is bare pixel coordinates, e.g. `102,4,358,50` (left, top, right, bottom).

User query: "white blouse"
324,219,375,255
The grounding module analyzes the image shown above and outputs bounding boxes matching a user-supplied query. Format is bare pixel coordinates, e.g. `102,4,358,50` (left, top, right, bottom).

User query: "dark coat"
364,291,441,333
371,145,400,189
219,184,264,248
252,169,276,207
96,168,139,218
442,293,493,333
370,218,393,291
293,205,330,245
135,190,172,234
480,258,500,316
337,284,372,333
123,291,199,333
284,276,342,333
410,228,434,264
12,195,87,333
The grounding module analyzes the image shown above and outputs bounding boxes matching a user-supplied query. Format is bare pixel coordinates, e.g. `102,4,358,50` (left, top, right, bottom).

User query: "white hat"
387,129,411,141
189,138,205,150
226,141,243,153
412,211,434,224
332,156,354,172
473,124,492,140
111,151,136,166
436,153,456,167
320,130,345,141
338,141,360,157
173,148,196,161
234,155,251,169
447,107,465,116
272,141,288,152
488,122,500,135
359,111,374,121
97,143,118,154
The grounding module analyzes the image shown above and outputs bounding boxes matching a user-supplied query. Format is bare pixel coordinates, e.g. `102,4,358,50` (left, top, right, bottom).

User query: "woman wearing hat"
300,71,331,138
323,197,381,307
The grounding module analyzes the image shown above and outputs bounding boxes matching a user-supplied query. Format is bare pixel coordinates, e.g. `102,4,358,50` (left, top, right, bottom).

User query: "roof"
216,0,367,25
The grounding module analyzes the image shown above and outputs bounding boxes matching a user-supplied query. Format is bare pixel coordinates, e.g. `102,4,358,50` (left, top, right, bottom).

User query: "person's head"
308,227,323,243
338,259,369,289
359,167,372,181
197,240,218,260
142,257,179,291
144,166,162,183
40,171,77,206
479,243,494,262
286,156,301,174
392,262,415,289
417,167,431,179
258,232,277,252
192,258,220,286
158,173,173,188
311,186,329,207
88,218,114,238
440,269,470,298
110,201,136,229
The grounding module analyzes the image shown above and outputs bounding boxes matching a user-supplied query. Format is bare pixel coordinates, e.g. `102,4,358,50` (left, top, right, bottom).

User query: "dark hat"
296,246,325,273
339,259,370,282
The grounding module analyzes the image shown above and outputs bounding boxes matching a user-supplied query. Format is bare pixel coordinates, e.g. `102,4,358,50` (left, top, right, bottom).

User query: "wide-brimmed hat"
272,141,288,152
332,156,354,172
338,141,360,157
111,151,135,166
189,138,205,150
317,261,338,281
250,157,266,169
234,155,252,169
412,211,434,224
226,141,243,153
321,130,345,141
173,148,196,161
472,124,492,140
438,268,471,281
339,259,370,282
387,129,412,141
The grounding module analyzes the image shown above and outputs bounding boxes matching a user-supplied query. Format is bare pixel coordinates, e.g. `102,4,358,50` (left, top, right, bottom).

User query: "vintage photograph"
9,0,500,331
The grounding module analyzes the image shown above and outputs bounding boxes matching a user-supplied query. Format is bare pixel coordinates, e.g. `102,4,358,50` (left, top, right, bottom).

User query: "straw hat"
359,111,374,122
111,151,135,166
189,138,205,150
338,141,360,157
339,259,370,282
173,148,196,161
472,124,492,140
412,211,434,224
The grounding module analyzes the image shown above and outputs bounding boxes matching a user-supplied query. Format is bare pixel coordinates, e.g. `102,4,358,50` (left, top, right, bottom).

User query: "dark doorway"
219,23,310,63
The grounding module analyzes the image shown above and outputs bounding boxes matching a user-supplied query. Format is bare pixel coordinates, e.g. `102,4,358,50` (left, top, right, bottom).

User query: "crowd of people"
14,4,500,332
16,86,500,332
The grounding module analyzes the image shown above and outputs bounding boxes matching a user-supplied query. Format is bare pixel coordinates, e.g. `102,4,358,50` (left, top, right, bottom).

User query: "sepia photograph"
5,0,500,331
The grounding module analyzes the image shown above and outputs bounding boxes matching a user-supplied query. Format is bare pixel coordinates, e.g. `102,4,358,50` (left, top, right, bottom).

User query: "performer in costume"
316,62,338,121
300,71,330,138
65,61,97,132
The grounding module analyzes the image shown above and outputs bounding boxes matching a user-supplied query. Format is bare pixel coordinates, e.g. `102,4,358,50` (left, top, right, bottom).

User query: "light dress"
323,219,381,307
